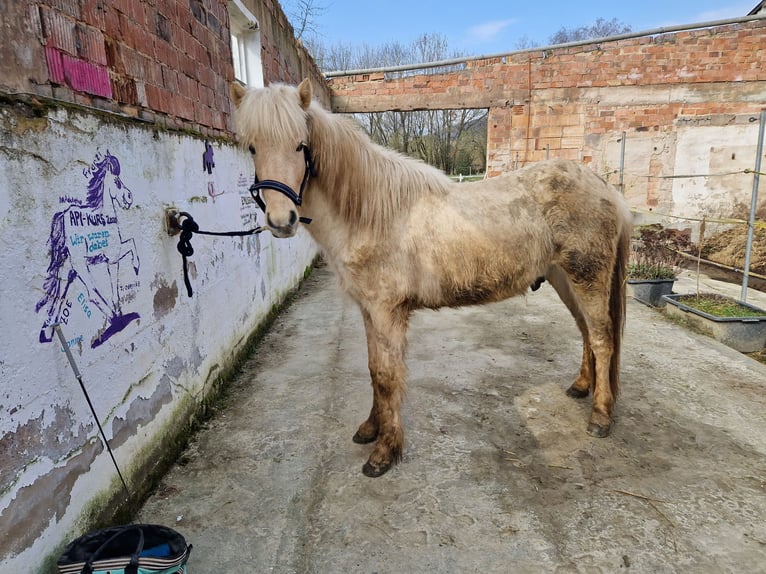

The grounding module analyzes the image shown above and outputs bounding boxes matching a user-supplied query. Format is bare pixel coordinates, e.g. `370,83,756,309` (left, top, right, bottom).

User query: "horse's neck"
309,111,451,242
302,187,353,253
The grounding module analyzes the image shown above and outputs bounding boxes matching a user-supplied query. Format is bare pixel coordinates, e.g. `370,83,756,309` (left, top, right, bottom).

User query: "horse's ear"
231,82,247,108
298,78,312,110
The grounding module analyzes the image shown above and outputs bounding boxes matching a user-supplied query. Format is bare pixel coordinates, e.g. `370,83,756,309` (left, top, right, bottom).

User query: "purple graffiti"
207,181,225,203
36,150,141,348
203,140,215,174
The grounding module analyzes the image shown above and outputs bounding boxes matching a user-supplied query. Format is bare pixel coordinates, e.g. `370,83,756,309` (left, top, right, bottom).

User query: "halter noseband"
249,142,316,224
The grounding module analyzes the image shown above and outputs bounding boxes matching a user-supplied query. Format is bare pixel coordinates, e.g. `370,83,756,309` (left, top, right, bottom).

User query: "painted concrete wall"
0,102,317,572
1,0,328,570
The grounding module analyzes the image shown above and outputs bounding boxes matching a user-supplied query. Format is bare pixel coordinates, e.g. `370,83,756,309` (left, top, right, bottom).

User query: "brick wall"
6,1,324,138
328,19,766,178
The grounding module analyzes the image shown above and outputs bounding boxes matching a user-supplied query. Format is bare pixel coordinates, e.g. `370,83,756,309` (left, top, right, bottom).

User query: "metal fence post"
619,131,626,194
741,110,765,302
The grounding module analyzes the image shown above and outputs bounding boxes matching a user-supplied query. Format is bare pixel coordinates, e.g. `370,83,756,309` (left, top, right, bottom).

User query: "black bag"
57,524,191,574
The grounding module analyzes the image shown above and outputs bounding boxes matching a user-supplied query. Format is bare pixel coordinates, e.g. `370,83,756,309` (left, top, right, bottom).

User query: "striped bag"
57,524,191,574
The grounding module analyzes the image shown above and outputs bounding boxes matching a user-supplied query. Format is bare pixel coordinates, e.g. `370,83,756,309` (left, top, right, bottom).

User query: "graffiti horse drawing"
37,151,141,348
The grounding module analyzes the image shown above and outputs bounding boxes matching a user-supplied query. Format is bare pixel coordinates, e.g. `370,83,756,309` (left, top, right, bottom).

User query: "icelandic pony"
231,79,632,477
36,151,140,347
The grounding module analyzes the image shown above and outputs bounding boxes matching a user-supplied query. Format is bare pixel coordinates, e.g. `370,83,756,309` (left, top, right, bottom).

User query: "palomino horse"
231,80,632,477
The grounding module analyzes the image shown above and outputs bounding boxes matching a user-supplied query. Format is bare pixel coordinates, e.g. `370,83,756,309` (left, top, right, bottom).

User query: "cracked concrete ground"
138,264,766,573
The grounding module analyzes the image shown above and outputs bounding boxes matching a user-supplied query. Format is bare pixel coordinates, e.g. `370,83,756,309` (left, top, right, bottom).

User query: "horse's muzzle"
266,211,299,238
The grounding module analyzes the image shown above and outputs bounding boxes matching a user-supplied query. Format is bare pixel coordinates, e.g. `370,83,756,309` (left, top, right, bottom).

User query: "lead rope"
175,211,264,297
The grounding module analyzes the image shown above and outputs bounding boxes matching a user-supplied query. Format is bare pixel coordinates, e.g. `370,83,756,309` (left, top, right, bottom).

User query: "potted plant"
661,221,766,353
627,224,690,307
662,292,766,353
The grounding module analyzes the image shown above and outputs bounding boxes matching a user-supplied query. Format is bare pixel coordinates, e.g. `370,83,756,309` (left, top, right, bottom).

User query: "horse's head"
231,79,315,238
107,173,133,209
87,152,133,210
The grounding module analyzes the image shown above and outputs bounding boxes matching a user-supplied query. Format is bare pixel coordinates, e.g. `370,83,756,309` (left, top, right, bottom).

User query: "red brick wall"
328,19,766,177
10,1,324,138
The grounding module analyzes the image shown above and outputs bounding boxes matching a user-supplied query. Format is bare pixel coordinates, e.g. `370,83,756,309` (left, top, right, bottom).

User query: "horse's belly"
443,274,530,307
410,259,534,309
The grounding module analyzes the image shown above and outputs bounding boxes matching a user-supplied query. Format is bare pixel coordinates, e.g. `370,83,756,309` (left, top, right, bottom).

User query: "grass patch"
675,293,766,318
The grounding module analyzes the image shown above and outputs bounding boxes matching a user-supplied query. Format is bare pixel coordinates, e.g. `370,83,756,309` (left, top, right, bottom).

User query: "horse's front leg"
355,306,409,477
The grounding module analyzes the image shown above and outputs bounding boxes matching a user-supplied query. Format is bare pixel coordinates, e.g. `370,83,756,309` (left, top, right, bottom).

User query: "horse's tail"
609,211,632,397
36,211,68,313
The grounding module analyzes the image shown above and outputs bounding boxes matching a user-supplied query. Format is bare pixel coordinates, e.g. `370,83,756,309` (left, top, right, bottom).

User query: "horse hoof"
566,386,589,399
362,459,392,478
352,430,378,444
586,422,611,438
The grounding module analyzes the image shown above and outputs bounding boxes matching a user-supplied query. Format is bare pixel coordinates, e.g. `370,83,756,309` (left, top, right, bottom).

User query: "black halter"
249,142,316,224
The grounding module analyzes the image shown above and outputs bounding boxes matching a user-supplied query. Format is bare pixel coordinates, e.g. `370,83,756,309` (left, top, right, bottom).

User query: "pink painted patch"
61,53,112,98
46,46,111,98
45,46,66,85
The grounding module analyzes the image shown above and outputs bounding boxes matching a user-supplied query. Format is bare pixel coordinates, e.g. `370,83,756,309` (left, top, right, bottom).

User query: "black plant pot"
627,278,675,307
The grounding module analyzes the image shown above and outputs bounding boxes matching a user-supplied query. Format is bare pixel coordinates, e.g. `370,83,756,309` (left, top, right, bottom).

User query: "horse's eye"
248,145,256,155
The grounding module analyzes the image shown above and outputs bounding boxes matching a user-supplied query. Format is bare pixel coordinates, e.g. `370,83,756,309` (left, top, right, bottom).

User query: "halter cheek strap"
249,143,315,224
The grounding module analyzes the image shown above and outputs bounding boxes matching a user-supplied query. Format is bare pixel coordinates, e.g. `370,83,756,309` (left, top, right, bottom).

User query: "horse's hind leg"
569,345,595,399
546,268,595,399
579,316,615,436
548,267,615,436
356,306,408,477
352,405,379,444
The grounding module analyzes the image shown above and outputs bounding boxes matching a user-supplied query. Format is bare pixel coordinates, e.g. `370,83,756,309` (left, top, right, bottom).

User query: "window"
228,0,264,88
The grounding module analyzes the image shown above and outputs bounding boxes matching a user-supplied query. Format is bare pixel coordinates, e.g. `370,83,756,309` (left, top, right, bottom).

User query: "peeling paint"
1,100,317,572
0,405,92,490
165,356,185,379
110,375,173,448
189,346,203,372
0,439,102,560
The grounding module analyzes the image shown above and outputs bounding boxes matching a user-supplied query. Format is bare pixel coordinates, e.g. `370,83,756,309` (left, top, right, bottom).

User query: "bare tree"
283,0,327,40
513,17,632,49
514,34,540,50
548,17,632,44
310,33,488,174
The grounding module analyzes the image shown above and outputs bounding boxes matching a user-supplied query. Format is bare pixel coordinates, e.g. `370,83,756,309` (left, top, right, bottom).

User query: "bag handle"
83,526,144,574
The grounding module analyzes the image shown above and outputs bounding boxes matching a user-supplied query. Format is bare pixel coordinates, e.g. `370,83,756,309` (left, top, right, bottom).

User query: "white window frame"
228,0,264,88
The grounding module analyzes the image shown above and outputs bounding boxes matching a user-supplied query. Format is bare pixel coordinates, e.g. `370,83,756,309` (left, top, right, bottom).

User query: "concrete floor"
138,265,766,573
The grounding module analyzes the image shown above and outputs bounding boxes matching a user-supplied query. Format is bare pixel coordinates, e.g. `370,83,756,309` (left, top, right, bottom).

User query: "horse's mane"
84,153,120,209
234,83,453,235
36,211,67,312
308,104,453,234
234,83,310,146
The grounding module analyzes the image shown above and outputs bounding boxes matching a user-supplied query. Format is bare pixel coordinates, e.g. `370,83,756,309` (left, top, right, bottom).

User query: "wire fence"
598,111,766,300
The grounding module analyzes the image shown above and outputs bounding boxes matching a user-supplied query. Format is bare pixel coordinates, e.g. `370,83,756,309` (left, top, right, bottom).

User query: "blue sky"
302,0,759,57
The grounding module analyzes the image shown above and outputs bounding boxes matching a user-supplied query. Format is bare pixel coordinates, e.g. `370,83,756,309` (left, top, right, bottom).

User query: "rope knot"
177,214,199,258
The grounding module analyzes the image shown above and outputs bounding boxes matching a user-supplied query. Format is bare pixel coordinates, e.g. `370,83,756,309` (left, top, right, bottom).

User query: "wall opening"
353,109,488,177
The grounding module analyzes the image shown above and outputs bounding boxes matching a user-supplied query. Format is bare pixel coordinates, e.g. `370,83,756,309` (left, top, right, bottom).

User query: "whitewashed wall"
0,104,317,572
